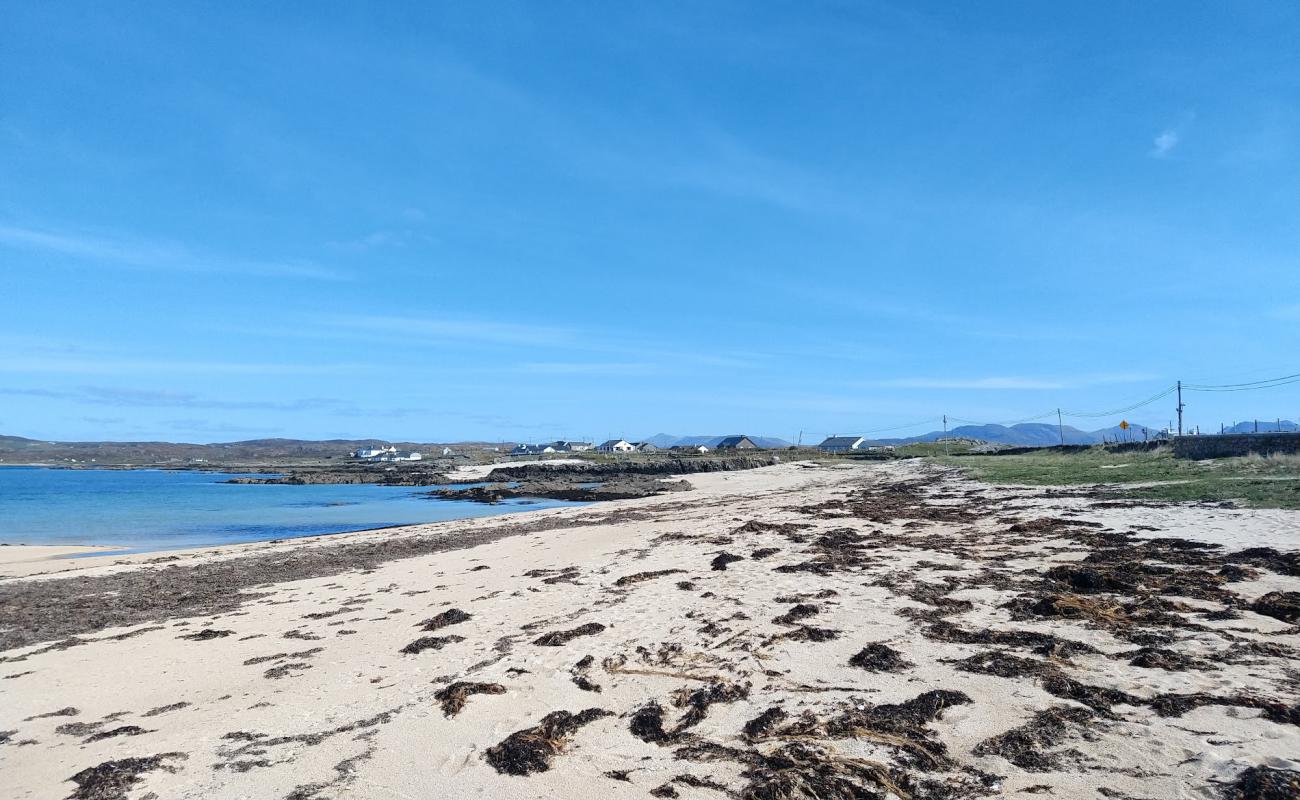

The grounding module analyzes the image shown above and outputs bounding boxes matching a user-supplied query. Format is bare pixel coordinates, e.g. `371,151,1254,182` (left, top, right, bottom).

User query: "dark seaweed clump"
178,629,233,641
743,707,788,741
1251,591,1300,624
1220,765,1300,799
571,655,601,692
848,643,911,673
483,708,612,776
712,552,745,571
672,681,751,731
433,682,506,717
615,569,685,587
399,635,465,655
738,742,911,800
772,604,820,625
533,622,606,647
630,701,673,744
418,608,471,631
66,753,187,800
84,726,152,743
973,706,1095,771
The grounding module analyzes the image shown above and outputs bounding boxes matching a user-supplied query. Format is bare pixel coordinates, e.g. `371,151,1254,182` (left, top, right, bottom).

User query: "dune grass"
940,447,1300,510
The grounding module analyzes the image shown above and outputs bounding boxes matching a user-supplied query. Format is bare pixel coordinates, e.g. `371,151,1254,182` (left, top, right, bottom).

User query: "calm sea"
0,466,581,554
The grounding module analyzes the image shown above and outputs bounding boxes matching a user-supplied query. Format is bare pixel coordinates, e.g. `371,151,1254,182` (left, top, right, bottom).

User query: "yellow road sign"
1119,420,1130,430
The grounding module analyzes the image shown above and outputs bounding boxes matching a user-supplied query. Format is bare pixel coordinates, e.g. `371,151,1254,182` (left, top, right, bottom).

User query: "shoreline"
2,461,1297,798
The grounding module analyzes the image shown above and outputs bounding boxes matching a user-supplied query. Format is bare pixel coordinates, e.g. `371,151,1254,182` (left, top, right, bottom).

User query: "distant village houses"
670,444,710,453
632,442,658,452
351,445,422,462
595,439,635,453
509,440,593,456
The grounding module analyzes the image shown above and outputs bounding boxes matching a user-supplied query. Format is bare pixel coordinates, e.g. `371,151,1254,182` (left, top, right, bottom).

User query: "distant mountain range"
642,433,792,449
877,419,1297,446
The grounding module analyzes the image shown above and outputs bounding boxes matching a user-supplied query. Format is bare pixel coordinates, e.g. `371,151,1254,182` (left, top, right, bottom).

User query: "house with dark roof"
595,439,635,453
714,435,759,450
817,436,866,452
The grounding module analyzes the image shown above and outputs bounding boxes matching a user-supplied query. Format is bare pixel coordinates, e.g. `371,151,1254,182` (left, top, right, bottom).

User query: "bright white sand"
1,461,1297,799
0,544,120,572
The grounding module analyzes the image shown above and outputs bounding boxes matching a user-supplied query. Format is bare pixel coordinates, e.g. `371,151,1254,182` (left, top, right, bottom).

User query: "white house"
353,445,397,459
596,439,635,453
817,436,866,453
375,450,422,462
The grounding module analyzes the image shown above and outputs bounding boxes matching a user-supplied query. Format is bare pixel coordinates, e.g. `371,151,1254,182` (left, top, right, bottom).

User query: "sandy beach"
2,460,1298,799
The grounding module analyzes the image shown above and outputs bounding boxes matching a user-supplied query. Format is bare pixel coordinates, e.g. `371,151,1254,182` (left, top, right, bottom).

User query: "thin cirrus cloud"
320,313,578,348
0,223,347,281
861,373,1157,391
0,354,366,376
0,385,406,416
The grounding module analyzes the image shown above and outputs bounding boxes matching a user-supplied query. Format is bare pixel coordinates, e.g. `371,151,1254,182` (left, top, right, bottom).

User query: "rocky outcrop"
226,468,449,486
485,456,778,481
427,477,691,504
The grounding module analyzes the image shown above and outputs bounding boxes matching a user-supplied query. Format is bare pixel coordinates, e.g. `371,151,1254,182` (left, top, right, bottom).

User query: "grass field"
940,447,1300,509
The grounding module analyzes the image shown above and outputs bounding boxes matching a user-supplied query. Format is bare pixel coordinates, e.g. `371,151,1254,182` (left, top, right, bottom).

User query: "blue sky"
2,2,1298,443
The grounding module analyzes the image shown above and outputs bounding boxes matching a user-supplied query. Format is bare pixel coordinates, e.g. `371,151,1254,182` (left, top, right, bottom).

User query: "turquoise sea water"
0,467,581,553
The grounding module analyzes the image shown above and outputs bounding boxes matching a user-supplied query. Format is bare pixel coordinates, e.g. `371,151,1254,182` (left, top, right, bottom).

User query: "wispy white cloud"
859,372,1157,391
0,223,347,281
513,361,658,375
1150,113,1194,159
323,313,577,347
162,418,285,436
0,355,365,376
1151,129,1179,158
868,376,1067,390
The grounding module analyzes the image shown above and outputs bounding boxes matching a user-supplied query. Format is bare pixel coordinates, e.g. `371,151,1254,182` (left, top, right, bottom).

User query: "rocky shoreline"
429,455,779,503
226,455,780,502
224,466,451,486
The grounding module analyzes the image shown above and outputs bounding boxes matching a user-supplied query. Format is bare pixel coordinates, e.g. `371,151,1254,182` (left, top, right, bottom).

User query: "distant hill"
1222,420,1298,434
0,435,512,465
1090,423,1166,442
642,433,791,449
880,423,1100,446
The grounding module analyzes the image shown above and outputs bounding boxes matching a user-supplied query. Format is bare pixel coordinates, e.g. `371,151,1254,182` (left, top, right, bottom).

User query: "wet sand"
0,544,121,575
1,460,1298,799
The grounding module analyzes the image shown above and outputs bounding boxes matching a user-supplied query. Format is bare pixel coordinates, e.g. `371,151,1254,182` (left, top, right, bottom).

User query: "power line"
1061,385,1178,418
1184,372,1300,392
850,367,1298,439
859,417,944,434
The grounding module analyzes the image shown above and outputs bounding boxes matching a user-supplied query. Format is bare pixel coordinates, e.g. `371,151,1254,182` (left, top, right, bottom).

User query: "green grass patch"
938,447,1300,510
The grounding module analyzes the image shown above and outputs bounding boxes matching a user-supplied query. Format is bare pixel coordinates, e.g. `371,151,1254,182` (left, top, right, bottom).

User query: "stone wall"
1172,432,1300,459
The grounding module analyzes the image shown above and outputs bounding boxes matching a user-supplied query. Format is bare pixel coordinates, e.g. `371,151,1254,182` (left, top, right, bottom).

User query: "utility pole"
1057,409,1064,446
1176,381,1184,437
